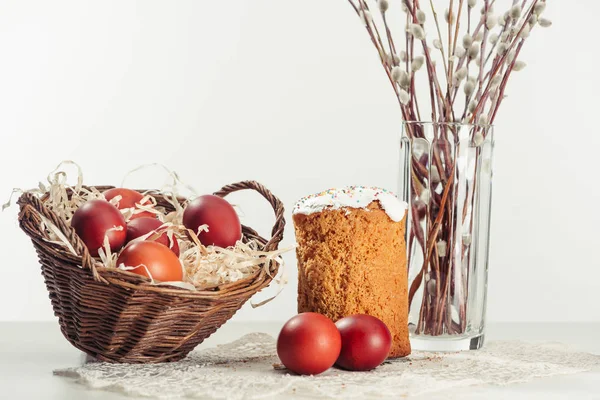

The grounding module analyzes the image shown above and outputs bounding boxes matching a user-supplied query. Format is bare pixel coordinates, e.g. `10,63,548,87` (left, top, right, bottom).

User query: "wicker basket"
17,181,285,363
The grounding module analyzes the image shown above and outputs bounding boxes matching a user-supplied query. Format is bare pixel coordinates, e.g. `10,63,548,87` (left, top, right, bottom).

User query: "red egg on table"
335,314,392,371
116,241,183,282
126,217,180,256
277,313,341,375
103,188,155,220
182,195,241,248
71,199,127,257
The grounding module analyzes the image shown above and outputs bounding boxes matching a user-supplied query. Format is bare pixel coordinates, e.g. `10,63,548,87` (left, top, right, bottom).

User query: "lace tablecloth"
55,333,600,399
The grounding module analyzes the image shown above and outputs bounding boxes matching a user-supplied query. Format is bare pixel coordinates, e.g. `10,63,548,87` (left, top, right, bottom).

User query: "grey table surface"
0,321,599,399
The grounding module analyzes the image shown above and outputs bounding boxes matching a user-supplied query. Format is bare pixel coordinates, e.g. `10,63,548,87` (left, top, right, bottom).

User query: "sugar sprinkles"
293,186,408,222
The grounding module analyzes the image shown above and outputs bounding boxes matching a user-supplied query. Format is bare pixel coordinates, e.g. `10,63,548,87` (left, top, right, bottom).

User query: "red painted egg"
71,199,127,257
126,217,180,256
116,241,183,282
277,313,341,375
335,314,392,371
182,195,241,248
103,188,154,220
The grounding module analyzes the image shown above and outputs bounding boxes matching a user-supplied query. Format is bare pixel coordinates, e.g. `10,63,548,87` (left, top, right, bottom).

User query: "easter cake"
292,187,411,358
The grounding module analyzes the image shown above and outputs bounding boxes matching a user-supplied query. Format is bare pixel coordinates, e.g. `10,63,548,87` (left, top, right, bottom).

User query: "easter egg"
182,195,241,248
71,200,127,257
277,313,341,375
335,314,392,371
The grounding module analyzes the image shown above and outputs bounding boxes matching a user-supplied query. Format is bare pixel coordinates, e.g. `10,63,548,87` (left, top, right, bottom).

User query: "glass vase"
399,122,494,351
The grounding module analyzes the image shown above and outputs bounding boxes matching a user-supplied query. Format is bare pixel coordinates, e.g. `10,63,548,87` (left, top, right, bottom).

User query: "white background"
0,1,597,323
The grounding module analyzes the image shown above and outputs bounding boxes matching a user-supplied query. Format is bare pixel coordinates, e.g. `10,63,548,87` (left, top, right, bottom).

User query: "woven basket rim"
17,180,286,297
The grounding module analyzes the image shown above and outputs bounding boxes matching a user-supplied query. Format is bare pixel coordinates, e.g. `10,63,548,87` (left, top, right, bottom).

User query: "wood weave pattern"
17,181,285,363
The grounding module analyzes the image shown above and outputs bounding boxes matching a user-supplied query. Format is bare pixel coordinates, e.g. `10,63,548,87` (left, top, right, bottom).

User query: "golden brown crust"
293,201,410,358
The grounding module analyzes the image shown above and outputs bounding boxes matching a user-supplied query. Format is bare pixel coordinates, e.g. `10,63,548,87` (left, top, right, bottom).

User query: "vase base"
410,333,485,352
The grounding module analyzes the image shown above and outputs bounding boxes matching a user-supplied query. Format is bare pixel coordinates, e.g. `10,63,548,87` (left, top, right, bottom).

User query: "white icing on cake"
293,186,408,222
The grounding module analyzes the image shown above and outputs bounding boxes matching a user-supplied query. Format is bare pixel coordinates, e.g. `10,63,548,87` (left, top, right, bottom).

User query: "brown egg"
116,241,183,282
335,314,392,371
126,217,180,256
71,200,127,257
183,195,241,248
277,313,341,375
103,188,155,220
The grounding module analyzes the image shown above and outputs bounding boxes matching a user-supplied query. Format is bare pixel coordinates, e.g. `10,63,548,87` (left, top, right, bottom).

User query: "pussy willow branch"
447,0,455,86
429,0,449,79
348,0,408,116
349,0,549,336
476,0,490,100
491,40,524,122
470,0,540,124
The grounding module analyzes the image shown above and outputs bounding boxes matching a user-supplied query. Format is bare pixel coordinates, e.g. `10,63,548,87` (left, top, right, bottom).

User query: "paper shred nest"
9,161,290,294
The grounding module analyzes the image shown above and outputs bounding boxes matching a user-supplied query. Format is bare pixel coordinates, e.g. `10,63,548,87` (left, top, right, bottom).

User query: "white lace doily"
55,333,600,399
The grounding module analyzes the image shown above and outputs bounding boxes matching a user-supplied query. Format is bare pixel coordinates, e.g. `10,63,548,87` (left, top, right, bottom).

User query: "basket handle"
213,181,286,251
17,192,104,283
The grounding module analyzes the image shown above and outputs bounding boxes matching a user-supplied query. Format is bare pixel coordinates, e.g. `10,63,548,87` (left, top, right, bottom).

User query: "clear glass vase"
399,122,494,351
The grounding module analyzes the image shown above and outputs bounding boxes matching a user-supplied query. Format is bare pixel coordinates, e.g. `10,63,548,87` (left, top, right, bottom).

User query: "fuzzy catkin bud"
486,14,497,29
378,0,389,13
463,34,473,48
399,89,410,105
468,0,477,8
430,166,441,183
411,56,425,71
474,31,484,42
468,101,477,113
359,10,373,25
409,24,426,40
455,45,466,58
400,70,411,88
473,131,484,146
539,18,552,28
534,2,546,16
507,50,516,64
468,43,480,59
433,39,442,50
510,5,522,20
462,233,472,245
489,33,499,45
464,81,475,97
392,53,401,66
416,9,426,24
445,9,454,24
491,75,502,86
498,14,506,26
400,50,408,62
391,66,401,81
456,66,468,80
489,85,498,98
513,61,526,71
478,114,489,125
529,14,538,26
497,42,507,54
420,188,430,204
520,24,531,38
437,240,447,257
427,278,436,293
391,66,403,82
